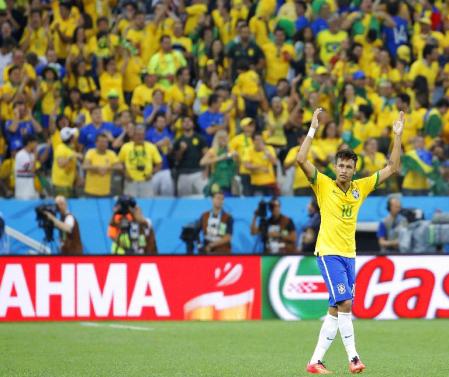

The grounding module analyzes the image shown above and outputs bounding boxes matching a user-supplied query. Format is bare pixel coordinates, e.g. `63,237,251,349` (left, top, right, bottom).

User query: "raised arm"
378,111,404,185
296,108,322,181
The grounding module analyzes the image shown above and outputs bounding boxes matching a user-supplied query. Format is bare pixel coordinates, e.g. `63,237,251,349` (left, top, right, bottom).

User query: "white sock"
338,312,359,361
310,314,338,364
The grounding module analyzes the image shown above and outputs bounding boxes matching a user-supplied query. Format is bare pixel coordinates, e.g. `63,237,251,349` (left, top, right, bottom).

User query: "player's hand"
311,108,323,129
393,111,405,136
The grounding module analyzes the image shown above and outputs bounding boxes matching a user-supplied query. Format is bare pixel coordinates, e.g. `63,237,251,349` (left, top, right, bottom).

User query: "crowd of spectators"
1,0,449,199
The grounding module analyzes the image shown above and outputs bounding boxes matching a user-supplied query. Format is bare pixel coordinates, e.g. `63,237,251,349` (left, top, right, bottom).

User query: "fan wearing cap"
102,89,129,123
51,127,82,198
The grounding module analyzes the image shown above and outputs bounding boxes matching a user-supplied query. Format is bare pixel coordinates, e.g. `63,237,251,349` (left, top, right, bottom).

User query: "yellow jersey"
311,170,379,258
52,143,77,187
84,148,119,196
229,133,254,174
118,141,162,182
244,145,276,186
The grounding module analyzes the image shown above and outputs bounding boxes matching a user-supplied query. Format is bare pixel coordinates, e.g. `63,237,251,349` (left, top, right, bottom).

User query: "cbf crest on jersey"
352,189,360,200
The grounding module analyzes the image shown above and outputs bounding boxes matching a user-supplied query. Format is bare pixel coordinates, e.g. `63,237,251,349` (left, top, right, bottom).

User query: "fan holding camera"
251,198,297,254
108,195,158,255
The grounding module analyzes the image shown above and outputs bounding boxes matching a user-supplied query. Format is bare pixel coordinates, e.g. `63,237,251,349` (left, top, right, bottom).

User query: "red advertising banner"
354,256,449,319
0,256,261,321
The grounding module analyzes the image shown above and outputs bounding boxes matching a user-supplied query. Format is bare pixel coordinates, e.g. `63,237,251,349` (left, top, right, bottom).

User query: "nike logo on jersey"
326,337,334,341
344,335,353,339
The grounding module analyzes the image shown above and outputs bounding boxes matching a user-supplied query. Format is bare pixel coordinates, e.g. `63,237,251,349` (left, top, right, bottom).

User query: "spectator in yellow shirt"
82,133,122,197
263,96,288,148
409,44,440,91
229,117,255,196
19,9,49,60
102,89,128,123
244,133,278,196
51,127,82,197
316,13,348,66
99,57,125,105
233,60,266,119
119,125,162,198
169,67,196,109
262,28,295,99
50,2,78,61
131,71,160,122
147,35,187,88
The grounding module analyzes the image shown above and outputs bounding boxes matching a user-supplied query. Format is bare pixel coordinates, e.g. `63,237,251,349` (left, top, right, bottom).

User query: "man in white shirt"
14,134,38,199
0,38,14,85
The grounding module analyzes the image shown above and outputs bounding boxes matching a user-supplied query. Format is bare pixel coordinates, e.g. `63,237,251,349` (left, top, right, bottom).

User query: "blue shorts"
316,255,355,307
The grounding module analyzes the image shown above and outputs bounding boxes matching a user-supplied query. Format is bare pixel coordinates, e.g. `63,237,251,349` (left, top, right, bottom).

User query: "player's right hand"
311,108,323,129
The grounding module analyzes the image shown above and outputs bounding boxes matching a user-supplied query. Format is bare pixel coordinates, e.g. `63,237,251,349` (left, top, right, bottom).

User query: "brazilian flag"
401,150,448,195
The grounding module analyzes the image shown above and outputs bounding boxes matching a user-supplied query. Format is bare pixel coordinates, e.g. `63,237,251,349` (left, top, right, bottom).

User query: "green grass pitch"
1,320,448,377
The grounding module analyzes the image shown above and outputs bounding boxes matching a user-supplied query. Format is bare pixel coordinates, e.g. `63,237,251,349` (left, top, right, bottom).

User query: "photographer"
251,198,297,254
196,191,233,254
44,196,83,255
108,195,158,255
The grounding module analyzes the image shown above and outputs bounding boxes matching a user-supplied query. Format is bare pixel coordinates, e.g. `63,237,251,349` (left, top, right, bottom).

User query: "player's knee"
328,306,338,317
336,300,352,313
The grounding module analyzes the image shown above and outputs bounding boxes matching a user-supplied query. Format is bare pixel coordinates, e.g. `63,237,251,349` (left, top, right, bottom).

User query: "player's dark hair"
335,149,358,165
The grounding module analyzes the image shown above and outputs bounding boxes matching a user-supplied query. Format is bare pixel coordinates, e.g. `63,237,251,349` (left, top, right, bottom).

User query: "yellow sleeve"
118,144,128,162
228,136,239,153
84,149,94,162
284,147,297,166
310,170,331,203
355,172,379,199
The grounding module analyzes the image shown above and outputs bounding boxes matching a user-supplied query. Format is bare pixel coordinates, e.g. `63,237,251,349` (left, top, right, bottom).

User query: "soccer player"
297,108,405,374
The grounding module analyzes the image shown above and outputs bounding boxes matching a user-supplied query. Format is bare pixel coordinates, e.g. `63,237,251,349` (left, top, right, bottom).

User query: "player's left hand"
393,111,405,136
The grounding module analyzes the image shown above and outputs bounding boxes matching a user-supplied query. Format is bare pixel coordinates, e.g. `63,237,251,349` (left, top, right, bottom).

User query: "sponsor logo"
337,283,346,295
268,257,329,320
183,263,255,320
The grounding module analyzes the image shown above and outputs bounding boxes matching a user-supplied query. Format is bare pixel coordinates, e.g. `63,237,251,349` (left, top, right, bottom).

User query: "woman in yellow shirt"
263,97,288,147
37,66,63,129
66,59,98,97
99,57,125,104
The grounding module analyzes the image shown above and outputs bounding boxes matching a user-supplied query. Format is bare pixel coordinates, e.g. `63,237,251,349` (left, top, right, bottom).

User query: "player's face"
335,158,356,183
